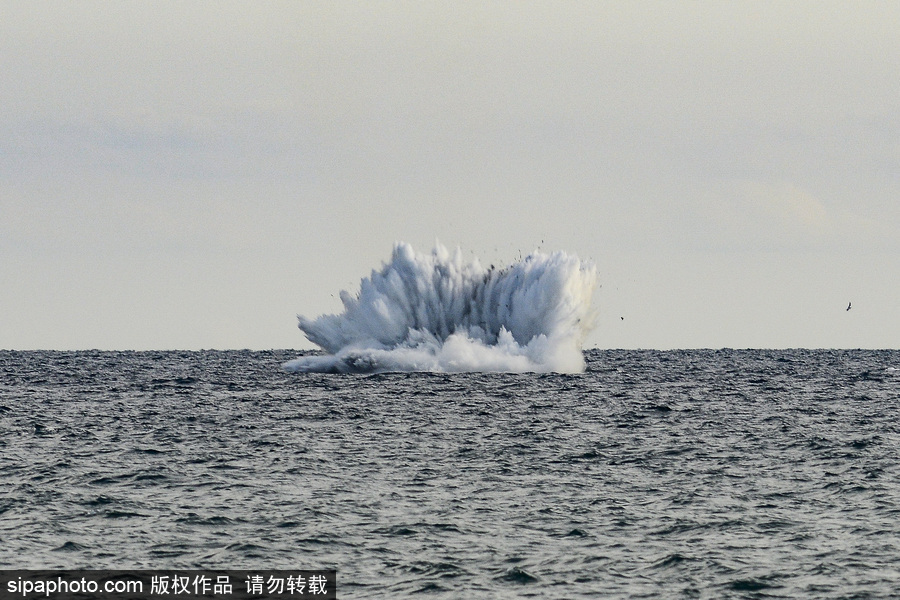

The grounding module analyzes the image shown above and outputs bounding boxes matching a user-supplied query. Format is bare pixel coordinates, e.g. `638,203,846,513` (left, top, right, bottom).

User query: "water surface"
1,349,898,598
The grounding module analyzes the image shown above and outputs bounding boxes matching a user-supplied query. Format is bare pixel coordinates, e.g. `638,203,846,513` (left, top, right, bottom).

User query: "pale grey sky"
2,1,898,350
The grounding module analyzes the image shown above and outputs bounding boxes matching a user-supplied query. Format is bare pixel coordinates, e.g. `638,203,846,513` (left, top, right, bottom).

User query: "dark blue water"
1,349,899,598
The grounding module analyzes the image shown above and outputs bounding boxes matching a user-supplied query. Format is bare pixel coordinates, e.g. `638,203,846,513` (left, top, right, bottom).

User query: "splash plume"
284,242,597,373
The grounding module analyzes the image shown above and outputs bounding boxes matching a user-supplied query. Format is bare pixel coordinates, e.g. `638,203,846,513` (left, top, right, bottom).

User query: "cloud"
696,178,890,253
3,2,900,349
742,181,832,236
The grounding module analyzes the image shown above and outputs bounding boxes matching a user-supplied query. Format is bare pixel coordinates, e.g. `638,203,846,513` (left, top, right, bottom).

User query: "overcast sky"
2,1,898,350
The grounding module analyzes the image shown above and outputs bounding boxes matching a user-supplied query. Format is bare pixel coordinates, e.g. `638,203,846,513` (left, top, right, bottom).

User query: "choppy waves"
2,350,900,599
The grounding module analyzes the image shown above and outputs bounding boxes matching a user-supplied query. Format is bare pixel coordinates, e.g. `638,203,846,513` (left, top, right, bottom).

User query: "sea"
1,348,898,599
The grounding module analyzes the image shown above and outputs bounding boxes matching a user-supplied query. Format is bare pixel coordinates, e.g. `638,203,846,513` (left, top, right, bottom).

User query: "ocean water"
1,348,899,599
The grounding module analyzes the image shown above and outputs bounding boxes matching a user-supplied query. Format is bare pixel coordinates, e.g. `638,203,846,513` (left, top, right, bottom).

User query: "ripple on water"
0,349,898,599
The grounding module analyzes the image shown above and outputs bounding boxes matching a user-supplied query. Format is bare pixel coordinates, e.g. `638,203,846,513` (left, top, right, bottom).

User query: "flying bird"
846,302,852,311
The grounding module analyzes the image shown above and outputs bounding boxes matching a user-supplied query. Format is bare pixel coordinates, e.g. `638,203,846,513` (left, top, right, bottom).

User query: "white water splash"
284,242,597,373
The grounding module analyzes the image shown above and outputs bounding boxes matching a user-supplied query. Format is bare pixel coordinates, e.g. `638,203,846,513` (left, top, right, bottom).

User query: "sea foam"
284,242,597,373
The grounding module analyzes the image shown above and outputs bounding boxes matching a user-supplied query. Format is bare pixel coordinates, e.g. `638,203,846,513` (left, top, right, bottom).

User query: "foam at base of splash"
284,242,597,373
